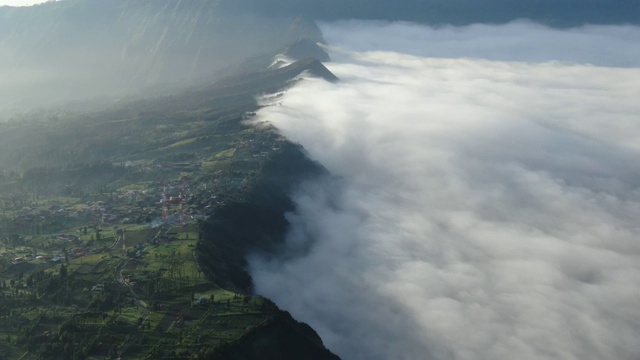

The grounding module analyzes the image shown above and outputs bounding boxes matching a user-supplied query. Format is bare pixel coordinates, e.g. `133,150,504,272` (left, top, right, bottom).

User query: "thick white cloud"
321,21,640,68
250,23,640,360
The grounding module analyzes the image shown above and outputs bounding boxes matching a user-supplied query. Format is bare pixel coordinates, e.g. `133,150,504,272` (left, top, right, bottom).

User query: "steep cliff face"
197,141,325,291
0,0,323,111
194,141,338,359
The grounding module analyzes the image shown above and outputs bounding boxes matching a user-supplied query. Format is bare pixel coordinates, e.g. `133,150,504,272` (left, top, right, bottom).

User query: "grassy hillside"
0,53,339,359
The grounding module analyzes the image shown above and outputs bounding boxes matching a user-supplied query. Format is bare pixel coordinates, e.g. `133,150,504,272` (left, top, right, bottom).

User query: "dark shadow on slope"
207,300,341,360
196,141,326,292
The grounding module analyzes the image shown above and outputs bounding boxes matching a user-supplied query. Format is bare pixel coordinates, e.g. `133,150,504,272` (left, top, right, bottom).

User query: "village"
0,124,286,359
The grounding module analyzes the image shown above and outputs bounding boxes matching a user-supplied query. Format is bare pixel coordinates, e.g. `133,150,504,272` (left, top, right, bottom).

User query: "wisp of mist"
250,22,640,360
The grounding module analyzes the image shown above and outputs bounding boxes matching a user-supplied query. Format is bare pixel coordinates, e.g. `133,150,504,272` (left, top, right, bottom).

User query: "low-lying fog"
250,21,640,360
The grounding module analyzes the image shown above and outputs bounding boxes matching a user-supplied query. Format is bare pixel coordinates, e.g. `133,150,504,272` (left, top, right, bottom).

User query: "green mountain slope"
0,2,341,358
0,0,323,112
0,51,340,359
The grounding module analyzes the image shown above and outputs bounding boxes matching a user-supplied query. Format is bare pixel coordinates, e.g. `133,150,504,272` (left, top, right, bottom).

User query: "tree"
59,264,68,280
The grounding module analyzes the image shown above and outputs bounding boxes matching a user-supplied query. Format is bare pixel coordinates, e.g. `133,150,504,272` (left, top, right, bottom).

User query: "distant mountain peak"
284,38,331,62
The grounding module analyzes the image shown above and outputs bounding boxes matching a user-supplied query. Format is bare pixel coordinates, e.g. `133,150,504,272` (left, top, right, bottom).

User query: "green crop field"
0,84,283,359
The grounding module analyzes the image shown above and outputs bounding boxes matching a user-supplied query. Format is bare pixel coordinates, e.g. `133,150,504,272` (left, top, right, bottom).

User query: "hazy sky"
251,22,640,360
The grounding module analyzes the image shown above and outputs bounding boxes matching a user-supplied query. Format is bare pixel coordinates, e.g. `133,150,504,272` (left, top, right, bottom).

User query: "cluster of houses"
0,132,286,289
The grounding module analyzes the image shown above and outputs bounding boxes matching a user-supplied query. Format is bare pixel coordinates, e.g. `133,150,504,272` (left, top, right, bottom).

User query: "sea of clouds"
250,21,640,360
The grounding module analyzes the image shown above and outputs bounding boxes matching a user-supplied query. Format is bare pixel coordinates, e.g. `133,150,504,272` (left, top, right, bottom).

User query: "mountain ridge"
0,0,324,113
0,33,341,358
